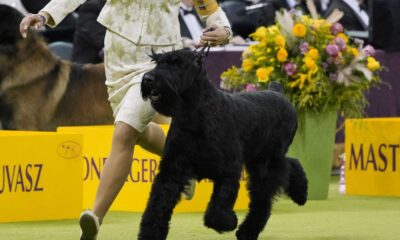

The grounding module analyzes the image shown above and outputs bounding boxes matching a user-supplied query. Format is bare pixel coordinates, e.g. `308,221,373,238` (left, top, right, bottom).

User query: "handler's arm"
194,0,232,46
20,0,86,38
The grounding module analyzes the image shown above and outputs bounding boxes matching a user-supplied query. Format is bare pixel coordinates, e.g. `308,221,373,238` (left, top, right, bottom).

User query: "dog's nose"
142,73,155,85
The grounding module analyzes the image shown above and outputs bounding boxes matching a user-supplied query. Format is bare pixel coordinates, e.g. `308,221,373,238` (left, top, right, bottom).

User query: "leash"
196,44,211,59
194,27,215,60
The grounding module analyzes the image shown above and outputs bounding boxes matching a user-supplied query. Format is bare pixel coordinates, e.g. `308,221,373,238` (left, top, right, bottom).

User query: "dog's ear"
150,49,162,63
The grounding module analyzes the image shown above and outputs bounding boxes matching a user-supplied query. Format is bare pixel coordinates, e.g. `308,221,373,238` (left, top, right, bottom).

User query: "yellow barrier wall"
58,125,250,212
0,131,83,222
345,118,400,197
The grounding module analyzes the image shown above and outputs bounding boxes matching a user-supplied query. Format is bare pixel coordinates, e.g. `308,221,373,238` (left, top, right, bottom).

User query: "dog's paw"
204,207,238,233
235,229,258,240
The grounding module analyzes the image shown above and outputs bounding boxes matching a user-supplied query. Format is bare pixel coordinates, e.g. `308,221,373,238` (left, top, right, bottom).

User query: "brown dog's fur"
0,5,114,130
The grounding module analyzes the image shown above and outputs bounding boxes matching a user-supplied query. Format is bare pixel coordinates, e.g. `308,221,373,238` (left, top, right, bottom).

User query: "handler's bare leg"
80,122,194,239
93,122,164,221
80,122,164,240
136,122,166,156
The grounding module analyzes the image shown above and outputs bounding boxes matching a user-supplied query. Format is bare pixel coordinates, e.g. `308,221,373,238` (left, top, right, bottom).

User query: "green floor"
1,177,399,240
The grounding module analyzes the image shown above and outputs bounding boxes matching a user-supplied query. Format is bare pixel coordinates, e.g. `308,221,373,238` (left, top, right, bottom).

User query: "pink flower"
284,62,297,76
334,37,346,51
245,83,258,92
326,44,340,58
363,45,376,57
331,23,344,35
299,42,309,54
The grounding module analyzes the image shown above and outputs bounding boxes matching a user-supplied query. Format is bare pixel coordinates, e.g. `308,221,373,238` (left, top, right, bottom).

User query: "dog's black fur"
139,49,308,240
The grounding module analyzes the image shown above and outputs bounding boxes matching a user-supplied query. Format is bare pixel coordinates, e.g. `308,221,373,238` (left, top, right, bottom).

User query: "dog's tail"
268,81,284,94
285,157,308,206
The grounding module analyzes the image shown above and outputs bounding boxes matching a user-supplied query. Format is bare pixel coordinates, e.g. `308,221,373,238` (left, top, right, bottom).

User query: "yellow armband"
193,0,219,17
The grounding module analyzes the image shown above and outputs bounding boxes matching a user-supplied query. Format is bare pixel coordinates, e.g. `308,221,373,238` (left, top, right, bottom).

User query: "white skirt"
104,29,181,132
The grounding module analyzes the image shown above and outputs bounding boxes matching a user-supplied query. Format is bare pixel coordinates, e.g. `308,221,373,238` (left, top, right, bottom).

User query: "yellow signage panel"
58,125,249,212
0,132,83,222
345,118,400,197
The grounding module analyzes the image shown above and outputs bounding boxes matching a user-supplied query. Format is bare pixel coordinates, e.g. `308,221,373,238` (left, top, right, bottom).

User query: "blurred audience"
270,0,330,16
0,0,28,15
20,0,49,13
221,0,276,39
324,0,369,31
299,0,331,15
368,0,400,52
71,0,106,64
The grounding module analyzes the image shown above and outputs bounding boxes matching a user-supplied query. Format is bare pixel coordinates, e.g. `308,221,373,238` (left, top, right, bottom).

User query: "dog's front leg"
138,168,188,240
204,173,241,233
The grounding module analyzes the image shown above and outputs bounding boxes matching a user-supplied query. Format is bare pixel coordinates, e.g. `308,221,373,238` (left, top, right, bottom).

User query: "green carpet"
1,177,399,240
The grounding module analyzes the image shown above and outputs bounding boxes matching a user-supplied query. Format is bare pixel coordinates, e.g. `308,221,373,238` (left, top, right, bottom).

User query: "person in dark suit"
178,0,205,49
270,0,327,16
368,0,400,52
20,0,49,13
324,0,369,31
179,0,205,40
297,0,327,15
71,0,106,64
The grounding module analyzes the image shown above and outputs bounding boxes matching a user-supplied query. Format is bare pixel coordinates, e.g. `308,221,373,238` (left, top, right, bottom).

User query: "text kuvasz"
139,49,308,240
0,4,113,130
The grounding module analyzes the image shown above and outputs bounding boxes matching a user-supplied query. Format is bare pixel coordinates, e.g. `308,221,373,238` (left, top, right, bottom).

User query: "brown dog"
0,4,114,130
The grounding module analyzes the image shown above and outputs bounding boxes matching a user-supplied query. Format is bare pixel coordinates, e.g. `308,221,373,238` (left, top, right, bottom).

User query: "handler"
20,0,232,239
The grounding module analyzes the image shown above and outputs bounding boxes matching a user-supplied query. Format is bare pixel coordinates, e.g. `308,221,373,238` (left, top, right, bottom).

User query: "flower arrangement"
221,10,382,117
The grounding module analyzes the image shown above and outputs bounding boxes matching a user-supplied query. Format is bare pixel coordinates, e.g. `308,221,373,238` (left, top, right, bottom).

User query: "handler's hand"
200,25,230,47
20,14,46,38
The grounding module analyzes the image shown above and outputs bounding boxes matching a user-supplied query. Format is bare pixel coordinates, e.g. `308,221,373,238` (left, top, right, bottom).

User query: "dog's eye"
150,89,161,101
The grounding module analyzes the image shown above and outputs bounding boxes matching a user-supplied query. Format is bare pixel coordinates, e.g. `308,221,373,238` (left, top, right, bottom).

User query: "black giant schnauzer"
139,49,308,240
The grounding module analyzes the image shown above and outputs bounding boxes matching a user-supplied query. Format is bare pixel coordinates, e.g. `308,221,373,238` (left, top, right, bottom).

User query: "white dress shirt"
179,3,204,43
321,0,331,11
286,0,298,9
342,0,369,27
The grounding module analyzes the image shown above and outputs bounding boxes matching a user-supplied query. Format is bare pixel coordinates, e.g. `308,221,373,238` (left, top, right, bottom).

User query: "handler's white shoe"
79,210,99,240
182,179,196,200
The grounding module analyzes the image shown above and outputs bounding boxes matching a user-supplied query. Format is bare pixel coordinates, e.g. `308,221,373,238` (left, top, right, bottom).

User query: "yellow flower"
301,16,313,25
303,57,318,71
367,57,381,71
288,74,308,89
250,45,262,57
307,48,319,60
312,19,325,29
275,35,286,47
277,48,288,62
350,47,360,56
242,47,253,58
267,25,280,35
242,59,255,72
293,23,307,37
256,56,267,65
337,33,349,43
251,26,268,41
256,67,274,83
258,40,267,48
